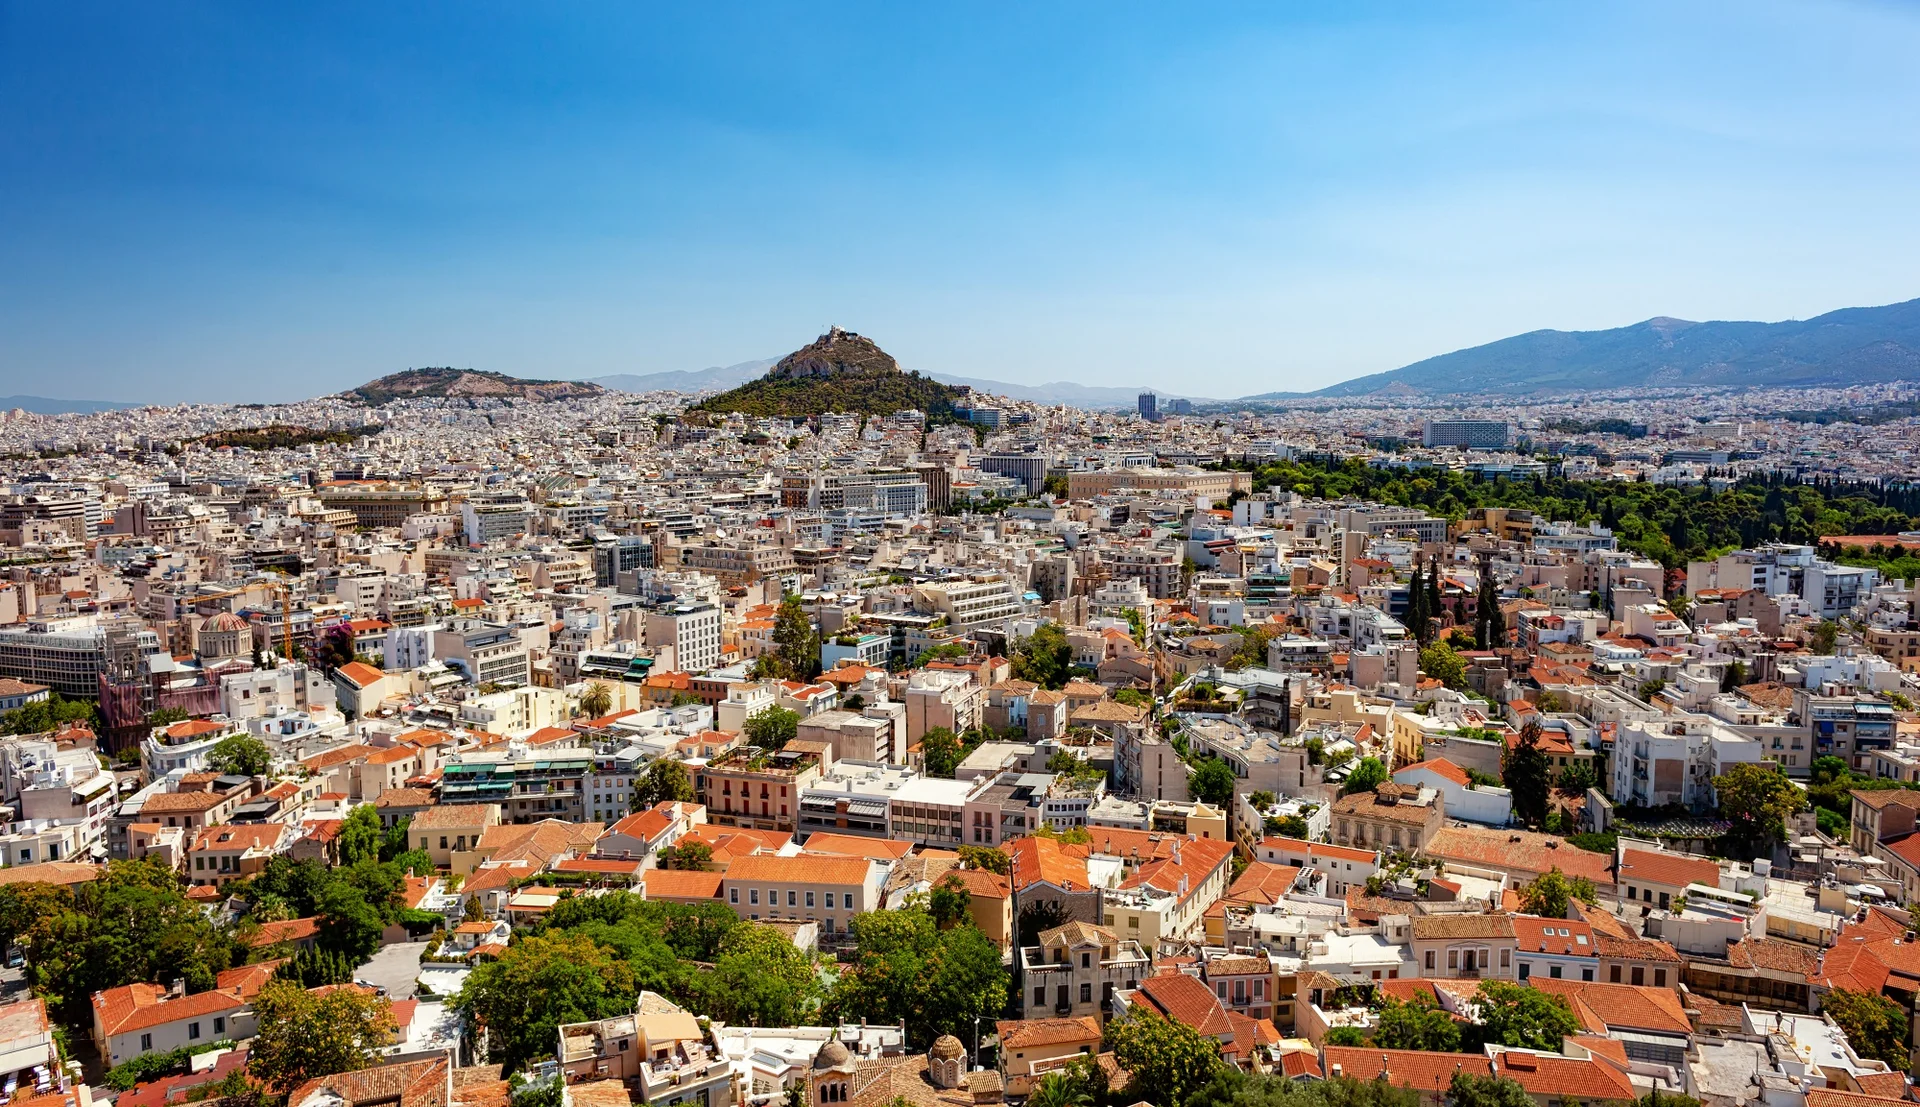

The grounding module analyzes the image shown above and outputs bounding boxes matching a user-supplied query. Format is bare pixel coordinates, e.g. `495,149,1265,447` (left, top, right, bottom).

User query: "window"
214,1017,225,1035
189,1022,201,1040
1549,965,1563,979
1500,948,1511,968
1081,952,1091,968
788,890,797,907
807,891,815,908
1425,950,1436,970
1609,965,1622,983
440,836,448,849
1518,963,1530,981
729,887,739,904
750,889,760,905
1631,966,1645,986
141,1034,152,1052
1448,950,1459,970
1080,983,1092,1003
1581,968,1593,982
1034,987,1046,1007
1654,968,1667,987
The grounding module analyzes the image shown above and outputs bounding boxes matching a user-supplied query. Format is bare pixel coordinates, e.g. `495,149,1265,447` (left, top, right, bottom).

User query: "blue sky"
4,2,1920,403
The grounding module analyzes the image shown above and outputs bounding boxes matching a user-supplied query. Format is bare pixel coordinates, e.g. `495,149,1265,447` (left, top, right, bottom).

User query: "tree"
1105,1007,1225,1107
1515,868,1598,919
1718,660,1749,693
1188,758,1237,808
0,693,99,736
1323,1027,1368,1046
1341,757,1387,796
206,734,272,777
1187,1072,1422,1107
632,758,696,808
336,805,383,867
1820,988,1910,1067
928,874,972,929
1502,721,1552,828
1475,981,1580,1050
1017,899,1070,946
0,881,71,956
656,840,713,871
1419,641,1467,691
697,924,824,1027
578,682,613,719
1713,762,1805,849
769,595,821,681
828,909,1007,1047
247,978,395,1091
1533,690,1566,714
1811,619,1840,654
1407,563,1430,646
1009,624,1074,690
1447,1072,1534,1107
957,845,1011,875
1475,572,1506,649
1026,1073,1092,1107
1267,815,1310,839
1552,762,1596,799
1373,993,1462,1052
456,933,640,1072
744,706,801,751
922,727,964,778
315,882,385,965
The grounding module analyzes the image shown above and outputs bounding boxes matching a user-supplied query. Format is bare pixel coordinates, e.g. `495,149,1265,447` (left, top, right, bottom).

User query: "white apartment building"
1611,714,1766,811
644,601,723,673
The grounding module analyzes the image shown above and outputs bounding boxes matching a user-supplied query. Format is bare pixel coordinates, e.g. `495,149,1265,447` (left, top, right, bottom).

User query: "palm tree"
1025,1075,1091,1107
579,682,613,719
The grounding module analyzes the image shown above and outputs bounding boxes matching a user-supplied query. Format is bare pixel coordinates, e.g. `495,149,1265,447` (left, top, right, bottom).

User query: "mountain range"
0,395,141,414
341,368,604,404
1252,296,1920,399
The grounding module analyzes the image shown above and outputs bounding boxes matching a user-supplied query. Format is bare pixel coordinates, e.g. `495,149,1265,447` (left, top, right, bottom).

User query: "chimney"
169,978,185,998
1331,1064,1343,1079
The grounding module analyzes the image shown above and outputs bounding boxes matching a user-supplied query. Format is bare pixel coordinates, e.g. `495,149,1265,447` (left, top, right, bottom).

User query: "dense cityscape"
0,332,1918,1107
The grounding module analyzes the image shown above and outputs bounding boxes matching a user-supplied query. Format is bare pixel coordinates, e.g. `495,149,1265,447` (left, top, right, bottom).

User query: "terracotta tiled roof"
1132,972,1232,1038
92,982,247,1037
1320,1047,1490,1089
1510,915,1596,957
1411,915,1514,941
725,853,872,887
1491,1050,1635,1100
636,869,724,901
802,833,915,861
1726,937,1819,976
1424,827,1614,888
1527,978,1690,1035
1617,848,1720,890
1394,758,1470,787
995,1016,1101,1050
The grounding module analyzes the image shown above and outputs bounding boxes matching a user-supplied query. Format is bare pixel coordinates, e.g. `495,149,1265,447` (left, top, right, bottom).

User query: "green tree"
632,758,696,808
1447,1072,1535,1107
456,933,640,1073
247,978,395,1092
1811,619,1840,654
1515,868,1598,919
1713,762,1805,849
1026,1073,1092,1107
1475,981,1580,1050
1372,993,1462,1052
829,909,1007,1048
0,881,72,956
1323,1027,1368,1046
1502,721,1552,828
1188,758,1238,808
1419,641,1468,691
1010,624,1075,690
928,874,972,929
922,726,964,778
656,840,713,871
1104,1007,1225,1107
744,706,801,751
578,682,613,719
957,845,1011,875
336,804,383,867
697,924,823,1027
1341,756,1388,796
1820,988,1910,1067
206,734,273,777
0,693,100,736
315,882,385,965
1552,761,1597,799
769,595,822,681
1267,815,1310,840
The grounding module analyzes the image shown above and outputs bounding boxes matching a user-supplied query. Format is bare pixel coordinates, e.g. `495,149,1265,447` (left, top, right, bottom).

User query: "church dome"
813,1040,851,1069
206,612,248,632
929,1035,965,1061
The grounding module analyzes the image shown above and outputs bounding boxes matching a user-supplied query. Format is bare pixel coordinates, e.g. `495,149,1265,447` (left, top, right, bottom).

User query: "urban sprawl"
2,375,1920,1107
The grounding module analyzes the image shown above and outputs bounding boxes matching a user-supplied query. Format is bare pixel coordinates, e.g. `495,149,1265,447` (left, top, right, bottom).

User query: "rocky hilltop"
690,329,965,420
342,368,605,405
766,326,900,380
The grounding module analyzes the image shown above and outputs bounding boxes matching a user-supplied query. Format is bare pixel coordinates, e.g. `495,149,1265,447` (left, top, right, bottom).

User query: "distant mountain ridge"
0,395,140,415
342,368,604,404
1253,296,1920,398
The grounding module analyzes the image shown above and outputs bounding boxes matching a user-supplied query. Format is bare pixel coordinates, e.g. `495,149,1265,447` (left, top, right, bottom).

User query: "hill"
184,424,382,451
1245,296,1920,399
0,395,139,415
688,328,966,419
342,368,605,404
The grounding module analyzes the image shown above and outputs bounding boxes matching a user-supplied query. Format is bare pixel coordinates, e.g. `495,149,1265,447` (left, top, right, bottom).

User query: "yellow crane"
181,579,295,659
